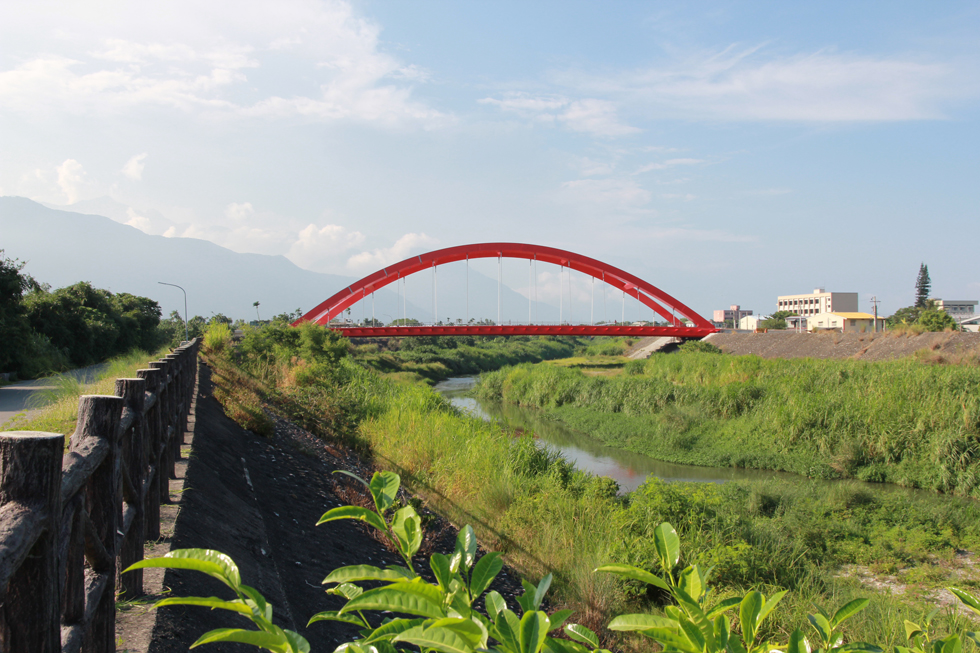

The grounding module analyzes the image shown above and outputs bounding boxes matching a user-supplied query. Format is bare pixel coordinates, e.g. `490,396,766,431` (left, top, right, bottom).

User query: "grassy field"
477,351,980,496
4,345,172,437
202,323,980,648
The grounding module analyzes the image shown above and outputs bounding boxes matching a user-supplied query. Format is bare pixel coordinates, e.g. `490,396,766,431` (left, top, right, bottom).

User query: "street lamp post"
158,282,189,343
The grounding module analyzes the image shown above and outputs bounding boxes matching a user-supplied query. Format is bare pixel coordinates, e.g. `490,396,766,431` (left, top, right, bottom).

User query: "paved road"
0,364,107,430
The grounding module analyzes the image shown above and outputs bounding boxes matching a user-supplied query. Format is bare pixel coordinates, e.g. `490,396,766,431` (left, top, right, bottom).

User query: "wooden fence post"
136,368,162,539
115,378,146,599
74,394,122,653
0,431,64,653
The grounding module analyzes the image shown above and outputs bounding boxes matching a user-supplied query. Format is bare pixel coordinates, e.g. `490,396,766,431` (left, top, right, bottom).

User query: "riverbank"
200,323,980,648
478,351,980,496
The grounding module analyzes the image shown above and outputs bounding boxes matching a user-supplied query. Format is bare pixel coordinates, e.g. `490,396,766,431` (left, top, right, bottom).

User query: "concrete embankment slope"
703,330,980,361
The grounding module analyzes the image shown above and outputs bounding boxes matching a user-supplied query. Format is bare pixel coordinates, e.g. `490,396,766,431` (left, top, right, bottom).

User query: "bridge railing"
0,339,199,652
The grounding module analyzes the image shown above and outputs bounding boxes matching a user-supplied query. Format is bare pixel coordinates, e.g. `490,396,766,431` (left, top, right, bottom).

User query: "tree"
760,310,797,330
915,263,931,308
253,301,261,321
918,308,958,332
887,305,923,327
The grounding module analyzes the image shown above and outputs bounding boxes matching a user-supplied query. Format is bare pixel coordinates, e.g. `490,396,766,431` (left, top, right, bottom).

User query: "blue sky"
2,0,978,319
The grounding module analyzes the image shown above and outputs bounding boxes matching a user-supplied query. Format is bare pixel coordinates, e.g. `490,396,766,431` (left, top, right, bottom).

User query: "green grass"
213,325,980,648
6,345,172,437
477,352,980,496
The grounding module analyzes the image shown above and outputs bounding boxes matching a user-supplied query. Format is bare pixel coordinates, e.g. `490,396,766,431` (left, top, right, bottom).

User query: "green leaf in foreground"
595,564,671,592
124,548,242,591
316,505,388,534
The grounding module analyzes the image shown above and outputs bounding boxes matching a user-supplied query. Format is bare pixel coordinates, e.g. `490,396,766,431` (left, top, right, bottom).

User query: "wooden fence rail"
0,339,200,653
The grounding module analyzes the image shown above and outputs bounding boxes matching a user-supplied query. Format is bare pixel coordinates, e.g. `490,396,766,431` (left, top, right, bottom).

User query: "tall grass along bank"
478,352,980,496
206,322,980,647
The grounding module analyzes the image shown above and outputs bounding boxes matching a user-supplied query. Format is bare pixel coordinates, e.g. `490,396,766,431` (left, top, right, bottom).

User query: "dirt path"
117,362,526,652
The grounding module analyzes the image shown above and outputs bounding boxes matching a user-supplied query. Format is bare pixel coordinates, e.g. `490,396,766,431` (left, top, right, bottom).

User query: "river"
434,376,801,493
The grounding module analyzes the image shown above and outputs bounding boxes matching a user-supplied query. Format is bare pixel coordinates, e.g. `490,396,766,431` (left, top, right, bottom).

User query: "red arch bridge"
294,243,717,339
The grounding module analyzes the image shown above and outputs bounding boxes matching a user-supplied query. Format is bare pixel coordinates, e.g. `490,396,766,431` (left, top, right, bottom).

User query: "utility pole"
869,296,881,332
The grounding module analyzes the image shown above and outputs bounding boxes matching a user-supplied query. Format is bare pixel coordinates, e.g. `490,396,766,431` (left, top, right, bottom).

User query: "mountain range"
1,197,557,324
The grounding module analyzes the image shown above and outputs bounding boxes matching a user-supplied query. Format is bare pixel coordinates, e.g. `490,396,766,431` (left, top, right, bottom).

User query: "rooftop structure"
777,288,857,317
931,299,978,319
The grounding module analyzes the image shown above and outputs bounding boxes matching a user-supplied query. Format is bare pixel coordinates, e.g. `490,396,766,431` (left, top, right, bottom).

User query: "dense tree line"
1,250,165,378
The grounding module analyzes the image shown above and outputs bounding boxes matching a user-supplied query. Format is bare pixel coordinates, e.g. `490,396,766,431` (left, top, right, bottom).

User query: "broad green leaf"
938,637,962,653
759,590,788,626
547,610,574,632
317,506,388,535
787,629,807,653
653,523,680,572
963,632,980,647
642,627,700,653
836,643,883,653
308,610,367,627
455,525,478,569
519,611,551,653
595,564,671,593
362,618,426,643
706,597,742,619
808,613,833,646
341,585,446,618
470,552,503,598
395,625,474,653
950,588,980,617
485,591,506,621
494,608,523,653
431,553,455,591
740,591,764,646
678,617,707,651
323,565,413,585
154,596,253,616
326,583,363,600
678,565,703,603
533,574,553,611
125,549,242,591
190,628,289,652
904,621,924,641
564,624,599,648
369,471,400,513
391,506,423,560
239,585,274,624
607,614,678,632
430,617,487,648
713,614,729,650
284,630,312,653
543,637,591,653
333,469,370,488
831,599,869,629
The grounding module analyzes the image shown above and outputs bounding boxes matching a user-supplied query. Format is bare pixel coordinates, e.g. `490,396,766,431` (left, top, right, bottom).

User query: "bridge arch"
295,242,713,331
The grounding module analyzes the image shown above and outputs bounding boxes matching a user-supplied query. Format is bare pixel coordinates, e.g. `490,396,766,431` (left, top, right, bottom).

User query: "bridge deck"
332,325,716,338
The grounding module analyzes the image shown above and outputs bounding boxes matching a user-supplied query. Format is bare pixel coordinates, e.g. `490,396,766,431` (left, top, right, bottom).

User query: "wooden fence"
0,339,200,652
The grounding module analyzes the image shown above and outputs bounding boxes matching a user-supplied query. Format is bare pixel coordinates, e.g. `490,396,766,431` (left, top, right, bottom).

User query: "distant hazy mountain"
1,197,556,324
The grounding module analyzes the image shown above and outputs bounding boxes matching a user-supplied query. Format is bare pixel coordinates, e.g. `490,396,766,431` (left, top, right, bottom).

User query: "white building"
808,312,886,333
931,299,978,320
959,315,980,333
777,288,858,317
739,315,769,330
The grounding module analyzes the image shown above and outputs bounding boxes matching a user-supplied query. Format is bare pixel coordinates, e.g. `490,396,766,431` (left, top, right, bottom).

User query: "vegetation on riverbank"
200,322,980,648
350,334,579,383
3,345,172,436
477,351,980,496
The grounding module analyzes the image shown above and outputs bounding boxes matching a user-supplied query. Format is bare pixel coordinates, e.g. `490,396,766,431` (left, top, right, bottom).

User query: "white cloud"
287,223,365,272
565,47,972,121
56,159,85,203
635,158,704,174
225,202,254,220
124,207,152,232
643,226,756,243
121,153,147,180
0,1,447,128
347,233,437,272
480,93,637,137
743,188,792,196
660,193,696,201
559,178,651,209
